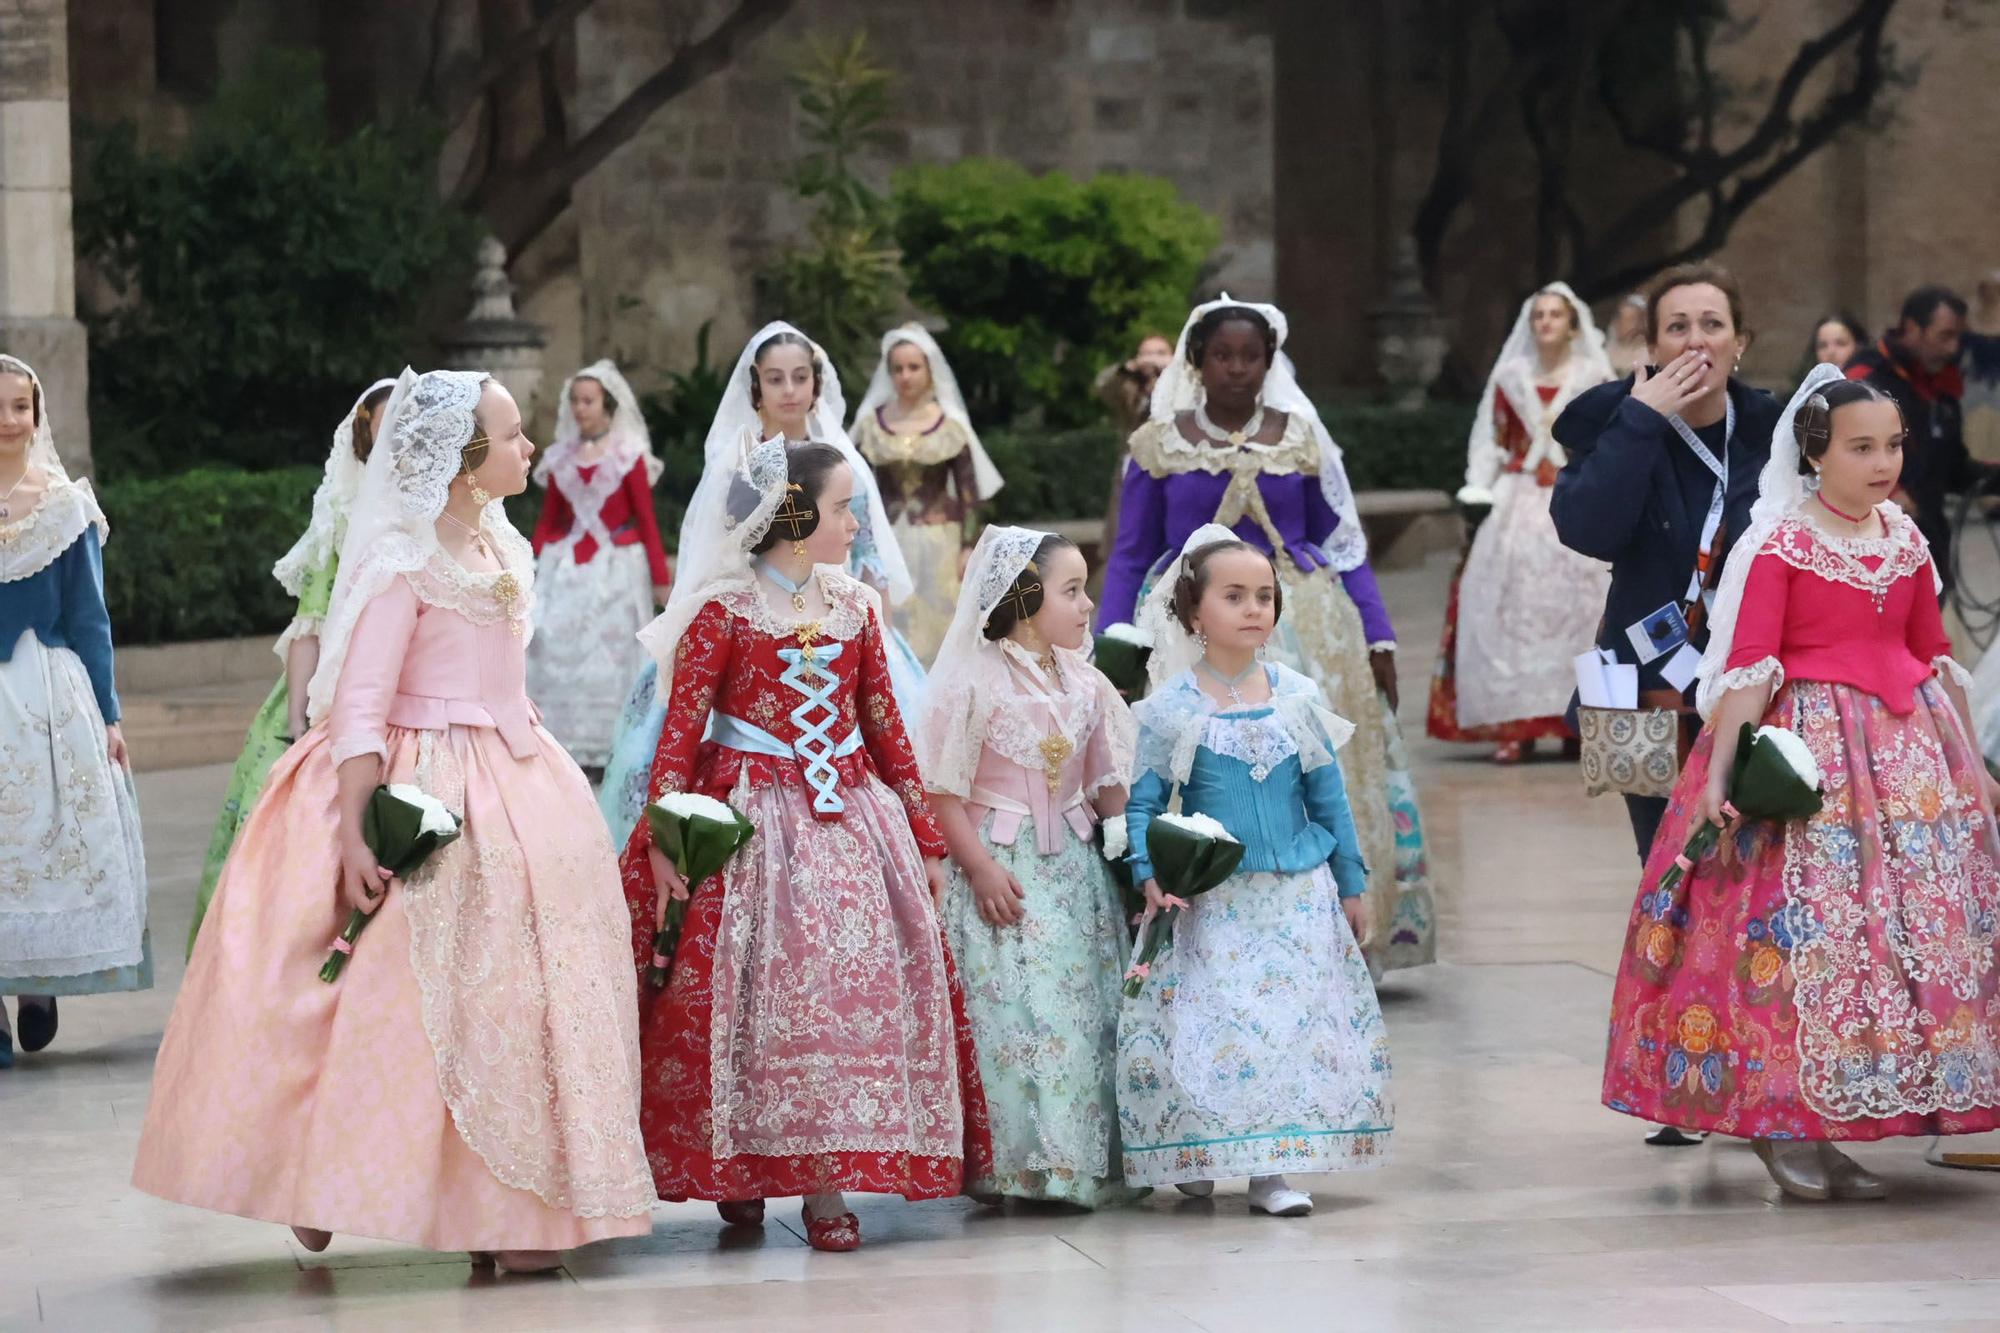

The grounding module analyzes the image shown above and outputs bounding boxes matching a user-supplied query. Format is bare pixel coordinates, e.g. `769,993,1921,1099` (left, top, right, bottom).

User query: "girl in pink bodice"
1603,368,2000,1202
133,369,652,1270
918,526,1140,1209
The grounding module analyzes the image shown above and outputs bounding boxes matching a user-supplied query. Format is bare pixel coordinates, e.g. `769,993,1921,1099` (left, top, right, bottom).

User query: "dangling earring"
1194,629,1209,653
1806,466,1822,492
467,473,492,508
792,539,809,559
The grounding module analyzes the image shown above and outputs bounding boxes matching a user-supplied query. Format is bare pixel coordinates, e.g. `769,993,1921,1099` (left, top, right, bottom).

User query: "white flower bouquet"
321,784,462,983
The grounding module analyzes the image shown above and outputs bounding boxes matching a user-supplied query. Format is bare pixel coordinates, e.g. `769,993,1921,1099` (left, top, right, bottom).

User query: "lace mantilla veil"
273,377,399,597
635,432,791,706
1135,521,1242,689
851,323,1005,501
1148,294,1369,575
0,354,108,579
304,367,529,724
534,359,663,488
915,524,1049,785
700,321,912,608
1460,282,1613,500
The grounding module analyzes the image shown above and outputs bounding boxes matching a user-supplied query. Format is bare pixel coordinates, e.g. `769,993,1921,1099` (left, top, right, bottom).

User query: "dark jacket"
1550,375,1780,701
1846,336,1974,591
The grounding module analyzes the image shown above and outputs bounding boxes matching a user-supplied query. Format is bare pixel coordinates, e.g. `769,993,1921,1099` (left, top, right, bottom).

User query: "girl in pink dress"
1602,365,2000,1200
133,369,653,1269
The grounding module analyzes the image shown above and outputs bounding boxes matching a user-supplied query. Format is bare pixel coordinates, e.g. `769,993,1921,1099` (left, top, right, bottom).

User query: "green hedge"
97,400,1475,645
101,465,321,645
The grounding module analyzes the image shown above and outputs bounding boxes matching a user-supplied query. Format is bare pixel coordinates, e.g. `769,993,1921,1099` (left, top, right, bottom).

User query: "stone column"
0,0,91,474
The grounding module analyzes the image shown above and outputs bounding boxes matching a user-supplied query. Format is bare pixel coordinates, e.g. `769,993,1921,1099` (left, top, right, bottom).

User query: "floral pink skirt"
1602,678,2000,1140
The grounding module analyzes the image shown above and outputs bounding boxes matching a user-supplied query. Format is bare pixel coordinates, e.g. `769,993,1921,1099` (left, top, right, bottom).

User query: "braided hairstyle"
1793,378,1900,475
982,534,1079,640
1171,537,1283,632
749,330,825,411
739,441,846,555
351,382,396,463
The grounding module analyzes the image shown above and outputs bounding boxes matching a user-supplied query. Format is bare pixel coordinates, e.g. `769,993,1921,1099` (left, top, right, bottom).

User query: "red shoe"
800,1203,860,1252
716,1198,765,1227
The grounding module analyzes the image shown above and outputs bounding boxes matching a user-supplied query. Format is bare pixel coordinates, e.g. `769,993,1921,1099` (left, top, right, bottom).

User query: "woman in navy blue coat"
1550,264,1781,862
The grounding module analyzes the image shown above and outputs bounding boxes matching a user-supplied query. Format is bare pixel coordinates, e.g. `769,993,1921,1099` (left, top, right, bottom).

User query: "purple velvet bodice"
1097,460,1394,644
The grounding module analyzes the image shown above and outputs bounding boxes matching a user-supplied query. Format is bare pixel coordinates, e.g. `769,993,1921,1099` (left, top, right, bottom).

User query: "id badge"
1625,601,1690,666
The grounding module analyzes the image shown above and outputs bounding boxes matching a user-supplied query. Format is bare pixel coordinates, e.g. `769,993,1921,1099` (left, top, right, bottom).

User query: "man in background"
1847,285,1982,593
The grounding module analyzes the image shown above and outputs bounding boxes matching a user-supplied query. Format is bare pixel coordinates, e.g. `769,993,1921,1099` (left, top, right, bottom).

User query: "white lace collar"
0,480,107,584
717,567,873,641
1134,663,1355,785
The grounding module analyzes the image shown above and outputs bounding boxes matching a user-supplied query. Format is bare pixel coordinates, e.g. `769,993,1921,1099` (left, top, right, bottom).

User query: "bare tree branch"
435,0,597,128
473,0,797,254
1571,0,1894,298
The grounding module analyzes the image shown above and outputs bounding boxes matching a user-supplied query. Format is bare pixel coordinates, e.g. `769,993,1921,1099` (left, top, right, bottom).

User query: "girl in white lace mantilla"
851,324,1004,660
1602,366,2000,1202
1097,296,1436,976
1429,283,1613,759
1116,526,1392,1212
190,377,397,953
0,355,148,1067
919,525,1140,1208
135,369,653,1268
525,360,671,767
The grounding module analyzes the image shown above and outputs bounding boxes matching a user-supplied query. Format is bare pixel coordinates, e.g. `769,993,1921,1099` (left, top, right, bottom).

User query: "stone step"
119,683,266,773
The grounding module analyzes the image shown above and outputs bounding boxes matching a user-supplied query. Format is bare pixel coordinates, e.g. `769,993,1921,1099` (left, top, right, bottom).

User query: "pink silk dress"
134,554,654,1250
1602,509,2000,1140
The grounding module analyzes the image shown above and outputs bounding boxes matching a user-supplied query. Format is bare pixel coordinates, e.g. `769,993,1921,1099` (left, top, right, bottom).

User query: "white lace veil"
1692,362,1845,719
273,377,399,597
1134,521,1241,689
0,354,105,540
534,358,663,488
636,431,792,704
305,367,518,724
1150,295,1368,573
1462,282,1613,498
704,321,913,605
915,525,1049,776
851,323,1004,501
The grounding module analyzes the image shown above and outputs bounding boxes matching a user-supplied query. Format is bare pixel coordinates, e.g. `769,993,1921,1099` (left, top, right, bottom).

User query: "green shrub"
75,49,475,478
892,160,1219,428
1328,401,1475,492
100,465,320,644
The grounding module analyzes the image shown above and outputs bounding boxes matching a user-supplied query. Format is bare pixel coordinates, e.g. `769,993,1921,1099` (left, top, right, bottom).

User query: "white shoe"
1173,1179,1214,1198
1248,1175,1313,1217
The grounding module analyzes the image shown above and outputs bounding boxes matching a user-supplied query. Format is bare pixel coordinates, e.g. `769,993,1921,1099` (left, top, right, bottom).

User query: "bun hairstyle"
1187,305,1277,369
351,382,395,463
1171,537,1282,632
749,330,825,411
1793,378,1901,475
982,533,1079,641
734,440,846,554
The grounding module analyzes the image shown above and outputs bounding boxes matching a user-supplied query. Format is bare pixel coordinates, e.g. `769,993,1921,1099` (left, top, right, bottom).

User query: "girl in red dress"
1429,283,1613,761
526,360,670,768
1602,365,2000,1199
622,428,990,1251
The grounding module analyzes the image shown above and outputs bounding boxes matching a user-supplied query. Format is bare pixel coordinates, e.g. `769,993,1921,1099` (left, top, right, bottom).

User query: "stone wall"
558,0,1276,413
1696,0,2000,387
1,0,89,472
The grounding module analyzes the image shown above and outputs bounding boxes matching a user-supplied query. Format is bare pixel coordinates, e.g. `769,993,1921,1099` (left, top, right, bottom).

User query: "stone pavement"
6,550,2000,1331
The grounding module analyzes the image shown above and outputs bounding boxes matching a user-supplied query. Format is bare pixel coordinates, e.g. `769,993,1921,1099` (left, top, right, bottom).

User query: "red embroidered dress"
1602,509,2000,1140
526,449,673,766
1428,383,1596,744
620,571,992,1200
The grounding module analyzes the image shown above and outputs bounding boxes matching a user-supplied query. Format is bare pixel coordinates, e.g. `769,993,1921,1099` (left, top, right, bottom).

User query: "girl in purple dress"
1098,296,1435,976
